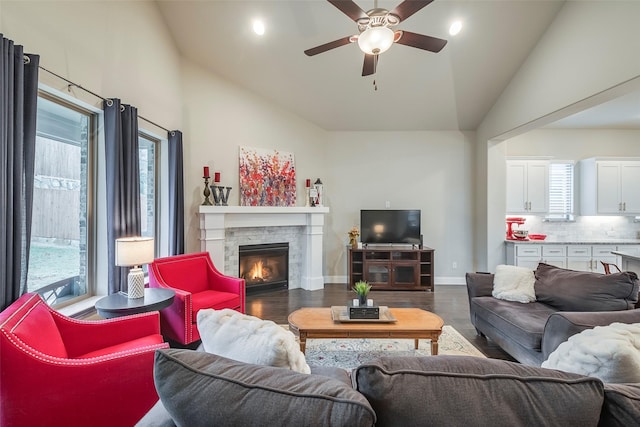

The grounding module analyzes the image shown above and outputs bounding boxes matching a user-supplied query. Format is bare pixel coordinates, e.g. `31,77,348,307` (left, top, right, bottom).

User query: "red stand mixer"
506,217,528,240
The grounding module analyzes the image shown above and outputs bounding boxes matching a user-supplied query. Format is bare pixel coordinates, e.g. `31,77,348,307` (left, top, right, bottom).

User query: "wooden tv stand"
348,247,434,291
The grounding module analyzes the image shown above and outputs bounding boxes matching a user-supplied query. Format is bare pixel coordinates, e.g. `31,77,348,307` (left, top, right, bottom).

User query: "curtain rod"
37,64,171,134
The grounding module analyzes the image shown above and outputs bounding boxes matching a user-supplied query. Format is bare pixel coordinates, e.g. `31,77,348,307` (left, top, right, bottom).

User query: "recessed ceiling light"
449,20,462,36
253,19,265,36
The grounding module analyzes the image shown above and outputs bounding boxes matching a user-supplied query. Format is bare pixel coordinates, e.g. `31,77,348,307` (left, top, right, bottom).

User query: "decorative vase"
358,294,367,306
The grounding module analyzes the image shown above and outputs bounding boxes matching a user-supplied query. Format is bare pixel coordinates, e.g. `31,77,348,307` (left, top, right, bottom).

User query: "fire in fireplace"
239,242,289,293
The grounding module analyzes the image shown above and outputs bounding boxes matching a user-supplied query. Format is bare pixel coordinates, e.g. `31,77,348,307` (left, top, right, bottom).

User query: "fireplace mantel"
198,206,329,291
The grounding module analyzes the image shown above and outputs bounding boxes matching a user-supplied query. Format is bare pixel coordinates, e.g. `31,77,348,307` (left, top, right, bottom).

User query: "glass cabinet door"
365,264,390,285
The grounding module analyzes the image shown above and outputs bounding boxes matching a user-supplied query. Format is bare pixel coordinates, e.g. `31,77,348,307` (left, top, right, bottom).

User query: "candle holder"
202,177,213,205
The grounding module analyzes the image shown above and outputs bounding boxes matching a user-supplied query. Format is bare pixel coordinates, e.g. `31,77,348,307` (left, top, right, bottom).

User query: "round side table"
95,288,175,319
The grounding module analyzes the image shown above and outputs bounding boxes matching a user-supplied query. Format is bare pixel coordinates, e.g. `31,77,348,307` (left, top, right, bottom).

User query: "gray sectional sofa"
139,349,640,427
466,262,640,366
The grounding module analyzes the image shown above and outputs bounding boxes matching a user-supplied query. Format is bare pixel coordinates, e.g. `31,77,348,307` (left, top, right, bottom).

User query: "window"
546,161,574,220
27,93,96,306
27,90,163,307
139,133,159,274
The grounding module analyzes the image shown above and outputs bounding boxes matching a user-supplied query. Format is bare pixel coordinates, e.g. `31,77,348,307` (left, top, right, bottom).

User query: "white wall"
1,1,182,130
324,131,475,283
476,1,640,271
506,129,640,159
180,61,328,254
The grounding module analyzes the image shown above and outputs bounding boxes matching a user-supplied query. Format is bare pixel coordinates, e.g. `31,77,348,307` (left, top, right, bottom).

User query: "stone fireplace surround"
198,206,329,291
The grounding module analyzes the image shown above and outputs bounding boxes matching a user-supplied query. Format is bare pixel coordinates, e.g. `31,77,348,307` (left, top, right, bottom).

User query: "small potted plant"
352,280,371,306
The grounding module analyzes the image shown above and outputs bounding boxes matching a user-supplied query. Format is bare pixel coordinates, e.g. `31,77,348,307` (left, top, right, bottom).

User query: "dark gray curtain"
104,99,141,294
168,130,184,255
0,34,39,311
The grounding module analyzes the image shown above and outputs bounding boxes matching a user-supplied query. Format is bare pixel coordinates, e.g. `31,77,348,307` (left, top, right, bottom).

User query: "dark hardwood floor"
246,283,515,361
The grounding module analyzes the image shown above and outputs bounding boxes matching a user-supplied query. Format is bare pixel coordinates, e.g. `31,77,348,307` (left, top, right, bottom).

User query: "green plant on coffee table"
352,280,371,305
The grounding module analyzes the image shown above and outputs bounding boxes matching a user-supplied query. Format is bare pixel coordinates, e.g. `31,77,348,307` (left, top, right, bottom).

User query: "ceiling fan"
304,0,447,77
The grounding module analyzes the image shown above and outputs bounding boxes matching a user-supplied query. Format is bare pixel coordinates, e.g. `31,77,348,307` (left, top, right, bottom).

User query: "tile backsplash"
515,216,640,240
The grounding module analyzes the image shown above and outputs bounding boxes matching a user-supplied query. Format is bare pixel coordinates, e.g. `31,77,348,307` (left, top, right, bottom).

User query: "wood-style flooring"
246,283,515,361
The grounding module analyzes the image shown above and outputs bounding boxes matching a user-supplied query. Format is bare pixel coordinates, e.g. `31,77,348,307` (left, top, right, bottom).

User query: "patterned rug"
286,325,485,370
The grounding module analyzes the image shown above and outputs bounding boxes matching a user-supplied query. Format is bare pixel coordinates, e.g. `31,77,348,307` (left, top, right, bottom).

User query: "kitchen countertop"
504,239,640,245
612,250,640,260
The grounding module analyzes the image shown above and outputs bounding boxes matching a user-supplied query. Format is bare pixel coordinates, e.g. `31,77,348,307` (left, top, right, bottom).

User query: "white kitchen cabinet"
507,244,565,269
506,160,549,214
507,243,622,273
580,158,640,215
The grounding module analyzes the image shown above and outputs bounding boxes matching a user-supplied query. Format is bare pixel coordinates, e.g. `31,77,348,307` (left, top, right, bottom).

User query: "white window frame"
545,160,575,221
36,85,169,312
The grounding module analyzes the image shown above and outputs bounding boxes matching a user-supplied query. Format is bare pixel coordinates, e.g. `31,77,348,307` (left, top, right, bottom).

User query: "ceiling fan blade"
362,54,377,76
389,0,434,22
304,36,354,56
328,0,368,22
395,30,447,53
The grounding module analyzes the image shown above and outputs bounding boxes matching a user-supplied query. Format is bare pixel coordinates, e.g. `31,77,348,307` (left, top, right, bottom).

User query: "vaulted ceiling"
156,1,640,132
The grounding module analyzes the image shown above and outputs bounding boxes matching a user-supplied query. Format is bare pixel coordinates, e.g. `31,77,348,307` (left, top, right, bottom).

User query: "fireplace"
239,243,289,294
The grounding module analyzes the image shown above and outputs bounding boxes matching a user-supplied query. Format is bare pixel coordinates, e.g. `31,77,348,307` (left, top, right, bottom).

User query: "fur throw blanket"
197,308,310,374
542,322,640,383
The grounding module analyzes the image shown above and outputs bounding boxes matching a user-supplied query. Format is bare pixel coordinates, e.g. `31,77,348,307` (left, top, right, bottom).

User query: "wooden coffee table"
288,307,444,355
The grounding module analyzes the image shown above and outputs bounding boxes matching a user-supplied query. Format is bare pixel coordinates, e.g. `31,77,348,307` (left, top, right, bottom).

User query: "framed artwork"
239,147,297,207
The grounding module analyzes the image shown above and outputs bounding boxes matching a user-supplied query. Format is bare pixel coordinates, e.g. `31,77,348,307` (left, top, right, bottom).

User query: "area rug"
284,325,485,370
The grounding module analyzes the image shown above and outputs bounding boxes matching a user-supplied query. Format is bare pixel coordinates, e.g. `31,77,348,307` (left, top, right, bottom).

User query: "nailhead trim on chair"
2,329,167,366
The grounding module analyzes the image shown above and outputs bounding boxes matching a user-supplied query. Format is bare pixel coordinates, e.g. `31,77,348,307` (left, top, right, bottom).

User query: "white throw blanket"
197,308,310,374
542,322,640,383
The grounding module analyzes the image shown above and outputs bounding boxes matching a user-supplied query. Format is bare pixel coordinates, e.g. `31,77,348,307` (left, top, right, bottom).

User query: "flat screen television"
360,209,421,245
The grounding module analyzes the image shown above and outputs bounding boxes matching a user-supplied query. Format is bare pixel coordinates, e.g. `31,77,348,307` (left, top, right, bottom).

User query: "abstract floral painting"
239,147,296,207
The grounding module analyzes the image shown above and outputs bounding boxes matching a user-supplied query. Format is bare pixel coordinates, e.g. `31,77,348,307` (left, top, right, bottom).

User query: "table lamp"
115,236,154,299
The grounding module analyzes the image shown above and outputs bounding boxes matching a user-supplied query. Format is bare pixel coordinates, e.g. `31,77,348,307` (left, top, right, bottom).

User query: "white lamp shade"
357,26,394,55
115,236,154,267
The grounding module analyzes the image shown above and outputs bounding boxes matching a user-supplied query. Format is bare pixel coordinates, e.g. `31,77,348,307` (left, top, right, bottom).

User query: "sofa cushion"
542,322,640,383
534,263,639,311
353,355,604,427
492,264,536,303
11,302,68,358
600,383,640,426
471,297,556,350
154,349,376,427
197,308,310,373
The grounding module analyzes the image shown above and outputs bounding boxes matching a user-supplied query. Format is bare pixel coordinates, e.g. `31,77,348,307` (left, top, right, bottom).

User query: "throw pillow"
534,263,639,311
154,349,376,427
353,355,603,427
542,322,640,383
492,264,536,303
196,308,310,374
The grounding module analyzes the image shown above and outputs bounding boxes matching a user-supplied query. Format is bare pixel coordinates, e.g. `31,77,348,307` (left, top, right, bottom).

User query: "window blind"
548,162,574,216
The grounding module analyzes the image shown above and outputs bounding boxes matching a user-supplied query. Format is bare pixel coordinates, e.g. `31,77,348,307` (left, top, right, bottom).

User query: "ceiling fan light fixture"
357,26,394,55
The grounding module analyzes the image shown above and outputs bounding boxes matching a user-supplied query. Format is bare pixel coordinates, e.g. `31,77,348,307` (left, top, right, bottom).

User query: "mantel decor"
211,185,232,206
239,146,296,207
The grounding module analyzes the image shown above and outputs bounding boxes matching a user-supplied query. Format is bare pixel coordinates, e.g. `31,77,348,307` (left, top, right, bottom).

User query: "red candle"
214,172,221,183
306,179,311,188
203,166,210,178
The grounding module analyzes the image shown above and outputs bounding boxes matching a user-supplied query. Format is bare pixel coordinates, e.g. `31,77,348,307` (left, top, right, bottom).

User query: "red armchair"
0,292,168,427
149,252,246,345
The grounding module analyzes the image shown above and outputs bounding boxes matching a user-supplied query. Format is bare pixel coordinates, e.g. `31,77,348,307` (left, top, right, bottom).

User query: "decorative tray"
330,306,397,323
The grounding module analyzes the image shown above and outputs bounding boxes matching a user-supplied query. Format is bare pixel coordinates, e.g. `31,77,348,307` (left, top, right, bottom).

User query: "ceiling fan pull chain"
373,79,377,91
